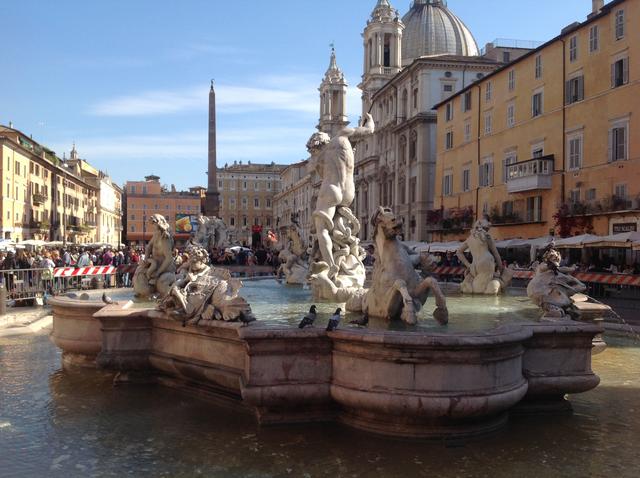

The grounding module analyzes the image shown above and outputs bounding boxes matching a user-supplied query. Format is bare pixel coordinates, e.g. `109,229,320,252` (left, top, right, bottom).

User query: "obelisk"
204,80,220,216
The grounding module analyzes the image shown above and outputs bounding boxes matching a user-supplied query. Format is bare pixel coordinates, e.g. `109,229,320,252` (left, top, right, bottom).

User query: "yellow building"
0,126,99,244
434,0,638,241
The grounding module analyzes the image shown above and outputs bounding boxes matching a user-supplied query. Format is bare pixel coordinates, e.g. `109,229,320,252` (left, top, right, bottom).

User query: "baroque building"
433,0,638,240
353,0,511,242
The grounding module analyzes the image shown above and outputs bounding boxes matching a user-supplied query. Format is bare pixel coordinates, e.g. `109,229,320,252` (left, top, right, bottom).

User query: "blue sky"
2,0,591,189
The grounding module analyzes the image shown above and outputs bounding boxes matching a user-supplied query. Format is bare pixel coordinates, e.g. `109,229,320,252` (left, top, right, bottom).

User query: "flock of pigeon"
298,305,369,331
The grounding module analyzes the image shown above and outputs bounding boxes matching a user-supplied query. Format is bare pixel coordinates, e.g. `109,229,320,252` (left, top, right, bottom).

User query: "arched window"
409,131,417,161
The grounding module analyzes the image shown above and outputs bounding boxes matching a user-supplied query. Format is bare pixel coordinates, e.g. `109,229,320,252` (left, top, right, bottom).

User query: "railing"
32,193,48,205
480,38,544,55
507,155,554,193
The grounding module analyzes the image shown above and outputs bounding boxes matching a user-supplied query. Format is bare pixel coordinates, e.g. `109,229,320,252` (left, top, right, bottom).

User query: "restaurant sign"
612,223,638,233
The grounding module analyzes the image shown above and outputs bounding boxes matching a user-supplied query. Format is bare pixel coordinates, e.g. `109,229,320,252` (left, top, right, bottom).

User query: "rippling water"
1,331,640,477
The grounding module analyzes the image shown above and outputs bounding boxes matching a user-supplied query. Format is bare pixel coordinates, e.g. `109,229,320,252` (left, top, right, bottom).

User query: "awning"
554,234,601,249
428,241,462,253
586,231,640,248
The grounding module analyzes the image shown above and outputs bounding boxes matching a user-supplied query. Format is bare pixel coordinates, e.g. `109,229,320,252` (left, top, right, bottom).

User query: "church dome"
401,0,479,64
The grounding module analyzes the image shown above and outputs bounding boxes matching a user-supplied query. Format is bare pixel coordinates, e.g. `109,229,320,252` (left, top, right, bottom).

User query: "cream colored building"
0,126,100,244
353,0,510,242
273,160,314,244
433,0,638,241
217,162,286,246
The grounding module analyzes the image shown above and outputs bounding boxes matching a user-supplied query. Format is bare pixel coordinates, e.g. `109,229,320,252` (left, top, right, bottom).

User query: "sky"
1,0,592,190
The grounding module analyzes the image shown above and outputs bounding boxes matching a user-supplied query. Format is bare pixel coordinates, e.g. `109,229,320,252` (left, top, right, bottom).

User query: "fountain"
48,119,609,440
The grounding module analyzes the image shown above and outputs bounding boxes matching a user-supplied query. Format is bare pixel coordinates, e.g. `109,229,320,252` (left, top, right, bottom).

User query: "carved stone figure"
311,207,448,325
133,214,176,297
192,215,228,253
526,244,611,319
307,114,374,300
456,219,512,295
159,244,253,325
277,222,308,285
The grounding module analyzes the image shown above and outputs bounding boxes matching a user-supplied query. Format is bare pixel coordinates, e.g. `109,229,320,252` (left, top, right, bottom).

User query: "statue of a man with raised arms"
307,113,375,280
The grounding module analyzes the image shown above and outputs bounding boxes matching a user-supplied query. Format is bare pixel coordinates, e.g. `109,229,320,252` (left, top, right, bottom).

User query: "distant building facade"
125,176,201,246
273,160,314,245
217,162,286,246
434,0,638,240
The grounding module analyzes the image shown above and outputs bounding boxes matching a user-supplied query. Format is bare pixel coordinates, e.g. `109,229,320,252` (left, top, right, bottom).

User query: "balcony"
427,206,474,232
29,220,50,231
32,193,48,205
506,155,554,193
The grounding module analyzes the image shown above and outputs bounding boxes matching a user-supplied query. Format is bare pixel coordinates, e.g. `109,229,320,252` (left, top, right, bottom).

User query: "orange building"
125,176,201,246
433,0,638,241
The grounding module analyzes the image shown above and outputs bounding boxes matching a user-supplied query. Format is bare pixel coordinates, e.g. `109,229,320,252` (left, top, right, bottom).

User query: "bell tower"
359,0,404,113
318,47,349,138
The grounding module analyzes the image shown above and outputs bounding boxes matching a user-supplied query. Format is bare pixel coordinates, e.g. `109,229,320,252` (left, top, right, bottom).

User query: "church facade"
353,0,506,242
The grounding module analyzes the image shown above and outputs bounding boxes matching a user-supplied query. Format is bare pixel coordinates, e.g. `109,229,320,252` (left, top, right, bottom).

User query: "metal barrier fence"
0,267,124,302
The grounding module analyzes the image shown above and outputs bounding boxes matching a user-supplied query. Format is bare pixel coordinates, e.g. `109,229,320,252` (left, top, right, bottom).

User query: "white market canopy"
585,231,640,248
17,239,47,247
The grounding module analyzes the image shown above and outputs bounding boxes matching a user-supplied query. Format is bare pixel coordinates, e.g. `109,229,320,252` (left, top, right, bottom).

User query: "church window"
383,34,391,67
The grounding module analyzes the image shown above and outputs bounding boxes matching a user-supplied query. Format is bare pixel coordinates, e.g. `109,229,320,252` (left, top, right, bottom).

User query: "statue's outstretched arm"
339,113,375,138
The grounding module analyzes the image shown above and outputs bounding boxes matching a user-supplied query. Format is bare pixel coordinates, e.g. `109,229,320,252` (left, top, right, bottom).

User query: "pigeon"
326,308,342,332
238,311,256,327
349,311,369,327
298,305,317,329
102,292,118,305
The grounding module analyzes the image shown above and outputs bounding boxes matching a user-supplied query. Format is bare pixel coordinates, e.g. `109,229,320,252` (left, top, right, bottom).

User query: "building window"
266,199,271,208
485,81,492,101
463,120,471,142
526,196,542,222
484,112,492,135
507,103,515,128
569,36,578,62
218,180,223,190
410,177,417,202
508,70,515,91
254,182,259,191
567,134,583,170
615,183,628,199
267,182,272,190
532,91,543,117
462,91,472,112
565,76,585,104
254,198,259,208
479,159,493,188
243,216,247,227
569,189,581,204
242,197,248,209
609,123,628,162
443,172,453,196
586,188,597,201
462,168,470,192
615,9,625,40
130,225,135,232
535,55,542,79
503,153,517,182
413,89,418,109
611,57,629,88
445,102,454,121
243,181,247,191
502,51,511,63
445,131,454,150
589,25,599,52
230,217,235,226
443,84,453,93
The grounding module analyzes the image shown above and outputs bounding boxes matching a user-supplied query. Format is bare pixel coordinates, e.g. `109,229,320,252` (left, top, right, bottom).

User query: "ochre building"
434,0,638,241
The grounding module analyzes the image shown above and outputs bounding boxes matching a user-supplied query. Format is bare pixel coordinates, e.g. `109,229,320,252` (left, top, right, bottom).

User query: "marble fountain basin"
48,280,604,440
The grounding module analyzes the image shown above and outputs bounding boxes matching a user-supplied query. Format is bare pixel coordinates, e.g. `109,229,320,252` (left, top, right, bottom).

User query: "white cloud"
89,79,320,117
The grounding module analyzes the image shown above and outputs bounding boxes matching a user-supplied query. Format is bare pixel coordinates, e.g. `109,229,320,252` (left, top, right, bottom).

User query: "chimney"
591,0,604,16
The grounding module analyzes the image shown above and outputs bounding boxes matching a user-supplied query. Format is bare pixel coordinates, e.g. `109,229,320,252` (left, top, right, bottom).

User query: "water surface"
1,332,639,477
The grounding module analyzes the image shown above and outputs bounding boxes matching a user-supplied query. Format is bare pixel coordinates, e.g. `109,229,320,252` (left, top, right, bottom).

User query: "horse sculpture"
133,214,176,297
277,223,308,285
310,207,448,325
